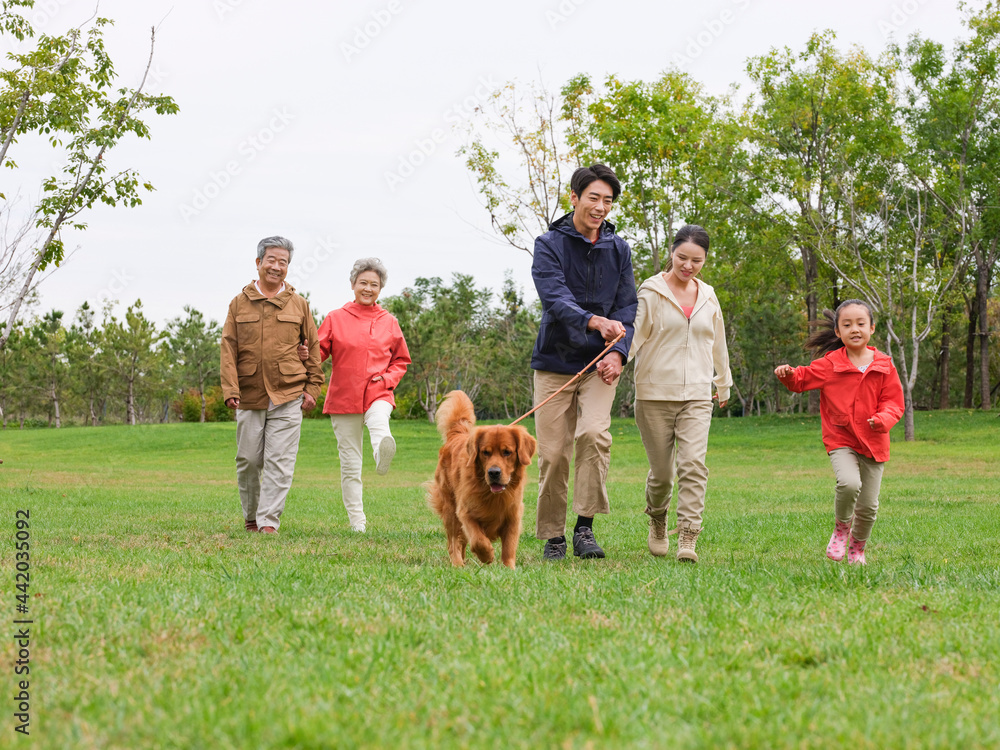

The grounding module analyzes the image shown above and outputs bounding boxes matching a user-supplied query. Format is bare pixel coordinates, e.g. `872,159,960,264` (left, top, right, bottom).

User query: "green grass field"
1,410,998,749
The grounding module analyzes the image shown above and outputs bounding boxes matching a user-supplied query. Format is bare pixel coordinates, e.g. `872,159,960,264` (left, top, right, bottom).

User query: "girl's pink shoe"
847,535,867,565
826,519,850,561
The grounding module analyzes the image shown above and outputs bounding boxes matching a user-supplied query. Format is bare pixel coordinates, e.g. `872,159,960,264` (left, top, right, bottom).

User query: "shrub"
171,386,233,423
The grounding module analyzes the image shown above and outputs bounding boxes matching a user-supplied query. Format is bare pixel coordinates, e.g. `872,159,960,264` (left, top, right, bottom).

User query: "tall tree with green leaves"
30,309,68,426
742,31,902,411
102,300,163,425
0,320,35,427
562,71,722,277
166,306,221,423
383,275,493,422
474,272,539,420
900,1,1000,410
0,1,178,351
461,79,573,255
66,301,107,426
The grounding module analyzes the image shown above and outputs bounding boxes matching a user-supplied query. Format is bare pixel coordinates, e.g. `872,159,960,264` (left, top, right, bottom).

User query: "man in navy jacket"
531,164,637,560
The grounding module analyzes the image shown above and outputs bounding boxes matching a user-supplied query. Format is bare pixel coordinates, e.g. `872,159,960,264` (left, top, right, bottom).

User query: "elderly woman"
301,258,411,532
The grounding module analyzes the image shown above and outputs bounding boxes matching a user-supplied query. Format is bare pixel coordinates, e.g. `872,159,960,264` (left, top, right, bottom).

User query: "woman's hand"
774,364,793,378
371,375,383,383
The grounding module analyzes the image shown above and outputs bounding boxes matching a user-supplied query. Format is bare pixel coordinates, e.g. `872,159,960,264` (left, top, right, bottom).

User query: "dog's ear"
466,428,480,465
516,427,537,466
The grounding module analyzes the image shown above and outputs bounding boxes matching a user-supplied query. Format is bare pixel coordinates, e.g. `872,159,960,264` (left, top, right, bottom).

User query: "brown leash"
509,331,625,426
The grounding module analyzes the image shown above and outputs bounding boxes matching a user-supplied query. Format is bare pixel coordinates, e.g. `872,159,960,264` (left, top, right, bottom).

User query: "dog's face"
466,425,537,493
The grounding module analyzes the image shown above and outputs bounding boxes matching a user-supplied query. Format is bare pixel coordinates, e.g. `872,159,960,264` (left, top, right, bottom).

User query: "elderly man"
221,236,323,534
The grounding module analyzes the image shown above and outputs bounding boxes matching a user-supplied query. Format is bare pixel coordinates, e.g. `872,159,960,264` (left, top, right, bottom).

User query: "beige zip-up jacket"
628,273,732,404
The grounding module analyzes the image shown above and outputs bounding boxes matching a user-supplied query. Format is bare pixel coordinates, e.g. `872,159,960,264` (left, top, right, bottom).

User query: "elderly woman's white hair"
349,257,388,286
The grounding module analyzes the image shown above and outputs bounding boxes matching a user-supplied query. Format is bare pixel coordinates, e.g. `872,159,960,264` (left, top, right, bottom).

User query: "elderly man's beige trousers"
235,396,303,530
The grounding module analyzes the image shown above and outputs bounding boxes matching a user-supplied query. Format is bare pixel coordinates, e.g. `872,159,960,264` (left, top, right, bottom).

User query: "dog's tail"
435,390,475,441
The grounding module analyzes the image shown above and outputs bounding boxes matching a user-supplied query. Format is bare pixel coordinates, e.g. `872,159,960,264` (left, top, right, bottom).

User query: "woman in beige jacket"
629,225,733,563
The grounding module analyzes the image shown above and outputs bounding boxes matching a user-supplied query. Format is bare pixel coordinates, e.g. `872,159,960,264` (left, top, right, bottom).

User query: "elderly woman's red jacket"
777,347,904,462
318,302,411,414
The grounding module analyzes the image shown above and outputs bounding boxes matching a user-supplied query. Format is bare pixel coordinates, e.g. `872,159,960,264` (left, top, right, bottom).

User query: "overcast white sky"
5,0,971,327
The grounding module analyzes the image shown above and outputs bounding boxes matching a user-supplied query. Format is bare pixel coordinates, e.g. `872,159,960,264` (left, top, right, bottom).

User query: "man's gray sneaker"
572,527,605,559
542,538,567,561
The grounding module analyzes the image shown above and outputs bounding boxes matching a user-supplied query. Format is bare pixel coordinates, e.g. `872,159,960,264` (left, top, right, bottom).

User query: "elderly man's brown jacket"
220,282,323,410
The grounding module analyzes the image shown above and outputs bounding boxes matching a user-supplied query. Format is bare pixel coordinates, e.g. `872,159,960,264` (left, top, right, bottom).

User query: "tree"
474,273,539,420
383,275,493,422
826,166,965,439
461,79,574,255
562,71,722,277
0,1,179,350
101,300,163,425
66,301,107,425
166,306,221,423
0,319,35,427
30,309,67,426
901,2,1000,410
742,33,899,411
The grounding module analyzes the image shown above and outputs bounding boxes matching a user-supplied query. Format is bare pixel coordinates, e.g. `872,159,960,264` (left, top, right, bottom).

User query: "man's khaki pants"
634,399,713,529
534,369,618,540
828,447,885,542
235,396,303,530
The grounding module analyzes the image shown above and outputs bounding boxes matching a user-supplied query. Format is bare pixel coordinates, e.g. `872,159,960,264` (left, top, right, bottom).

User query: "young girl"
774,299,904,564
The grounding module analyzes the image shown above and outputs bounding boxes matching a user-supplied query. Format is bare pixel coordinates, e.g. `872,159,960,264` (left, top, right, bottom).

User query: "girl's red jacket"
777,347,905,462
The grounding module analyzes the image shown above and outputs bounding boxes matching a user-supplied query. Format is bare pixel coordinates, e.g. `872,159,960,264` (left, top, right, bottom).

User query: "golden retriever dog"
428,390,537,569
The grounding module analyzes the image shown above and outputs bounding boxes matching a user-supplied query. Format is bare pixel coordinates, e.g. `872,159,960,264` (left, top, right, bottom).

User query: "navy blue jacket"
531,213,637,374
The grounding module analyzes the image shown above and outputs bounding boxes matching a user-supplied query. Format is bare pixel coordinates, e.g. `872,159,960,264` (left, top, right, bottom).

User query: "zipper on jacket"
683,315,690,398
586,243,595,309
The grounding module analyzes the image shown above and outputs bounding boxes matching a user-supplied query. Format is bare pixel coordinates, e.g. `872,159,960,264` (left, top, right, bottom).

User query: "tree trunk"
964,293,978,408
89,396,98,427
420,381,438,423
976,253,991,410
888,327,916,442
51,383,61,428
803,244,820,415
127,377,136,426
902,381,915,441
938,307,951,410
0,251,44,353
200,388,207,423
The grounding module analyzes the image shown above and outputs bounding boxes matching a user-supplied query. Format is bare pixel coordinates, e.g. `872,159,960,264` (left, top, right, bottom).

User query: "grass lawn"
1,410,998,749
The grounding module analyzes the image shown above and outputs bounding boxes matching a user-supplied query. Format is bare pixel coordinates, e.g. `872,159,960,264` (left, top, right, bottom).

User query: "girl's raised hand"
774,364,793,378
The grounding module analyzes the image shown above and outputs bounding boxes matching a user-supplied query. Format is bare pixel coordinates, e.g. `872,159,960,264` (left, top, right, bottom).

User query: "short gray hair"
256,236,294,262
349,257,388,287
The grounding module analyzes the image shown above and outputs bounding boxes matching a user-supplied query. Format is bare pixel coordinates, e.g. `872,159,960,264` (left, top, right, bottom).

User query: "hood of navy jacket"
530,212,638,374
